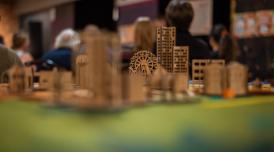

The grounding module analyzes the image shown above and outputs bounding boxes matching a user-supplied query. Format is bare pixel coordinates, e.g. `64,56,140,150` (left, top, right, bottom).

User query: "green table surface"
0,96,274,152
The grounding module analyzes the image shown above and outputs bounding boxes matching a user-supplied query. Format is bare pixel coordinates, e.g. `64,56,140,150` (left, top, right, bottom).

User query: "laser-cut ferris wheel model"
129,50,158,77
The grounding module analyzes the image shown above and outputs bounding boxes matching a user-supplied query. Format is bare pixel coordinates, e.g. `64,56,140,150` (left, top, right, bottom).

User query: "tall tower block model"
173,46,189,91
173,46,189,73
157,27,176,72
109,33,123,107
84,26,110,105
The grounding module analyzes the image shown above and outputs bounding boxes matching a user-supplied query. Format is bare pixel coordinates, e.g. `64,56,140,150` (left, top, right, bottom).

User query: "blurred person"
122,17,155,70
209,24,229,58
12,32,33,65
12,32,33,62
166,0,211,64
0,44,23,78
134,17,154,52
218,35,239,64
209,24,239,63
153,16,167,28
39,29,80,71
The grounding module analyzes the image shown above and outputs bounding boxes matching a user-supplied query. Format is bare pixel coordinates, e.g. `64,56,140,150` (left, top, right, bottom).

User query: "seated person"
0,45,23,78
209,24,228,59
165,0,211,63
39,29,80,71
12,32,33,65
218,35,239,64
122,17,155,71
209,24,239,63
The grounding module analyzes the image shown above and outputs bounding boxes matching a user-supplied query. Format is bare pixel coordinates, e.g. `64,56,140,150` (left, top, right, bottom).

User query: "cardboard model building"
204,63,226,95
192,59,225,84
173,46,189,92
150,66,169,90
51,68,62,103
156,27,189,92
172,73,189,93
226,62,248,96
129,50,158,77
75,54,89,89
122,73,146,105
75,26,127,108
109,33,123,107
24,67,34,92
7,66,34,94
157,27,176,72
203,62,248,96
173,46,189,73
36,71,72,91
8,65,26,94
83,26,111,105
36,71,53,90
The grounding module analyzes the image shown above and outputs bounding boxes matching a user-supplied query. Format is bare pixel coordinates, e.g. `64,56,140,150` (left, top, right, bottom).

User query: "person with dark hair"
12,32,33,64
209,24,228,58
165,0,211,64
219,35,239,63
209,24,239,63
0,35,5,45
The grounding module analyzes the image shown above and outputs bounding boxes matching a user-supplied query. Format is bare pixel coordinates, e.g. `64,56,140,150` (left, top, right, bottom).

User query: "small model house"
8,66,26,93
203,61,248,96
192,59,225,84
204,63,226,95
122,73,146,105
227,62,248,96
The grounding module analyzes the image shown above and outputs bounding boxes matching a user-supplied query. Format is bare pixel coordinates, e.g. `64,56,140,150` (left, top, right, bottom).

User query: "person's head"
0,35,5,45
12,32,29,51
165,0,194,30
134,17,154,51
209,24,228,50
54,29,80,50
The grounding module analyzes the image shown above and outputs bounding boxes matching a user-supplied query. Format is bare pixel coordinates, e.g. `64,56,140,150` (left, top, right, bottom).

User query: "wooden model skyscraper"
157,27,189,74
156,27,189,91
84,26,110,104
173,46,189,73
157,27,176,72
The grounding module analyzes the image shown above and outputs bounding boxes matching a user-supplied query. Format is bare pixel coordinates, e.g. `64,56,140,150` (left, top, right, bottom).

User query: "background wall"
0,2,18,47
232,0,274,80
14,0,76,15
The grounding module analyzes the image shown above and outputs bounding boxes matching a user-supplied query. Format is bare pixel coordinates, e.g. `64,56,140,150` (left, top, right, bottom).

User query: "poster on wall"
256,10,272,36
233,9,274,38
233,14,245,38
189,0,213,36
243,12,257,38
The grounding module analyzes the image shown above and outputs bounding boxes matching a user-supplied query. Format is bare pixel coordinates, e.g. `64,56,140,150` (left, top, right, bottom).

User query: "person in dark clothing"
165,0,211,64
209,24,239,64
209,24,229,59
39,29,80,71
218,35,239,64
41,47,72,70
